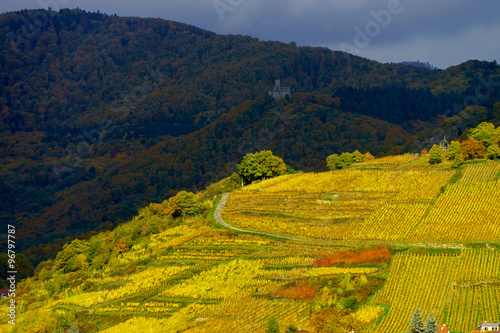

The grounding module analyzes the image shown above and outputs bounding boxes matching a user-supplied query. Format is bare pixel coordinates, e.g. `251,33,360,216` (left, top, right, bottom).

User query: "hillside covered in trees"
2,140,500,332
1,8,500,261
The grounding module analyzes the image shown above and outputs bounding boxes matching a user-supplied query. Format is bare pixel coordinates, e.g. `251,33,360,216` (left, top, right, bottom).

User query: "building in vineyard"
471,322,500,332
440,137,449,150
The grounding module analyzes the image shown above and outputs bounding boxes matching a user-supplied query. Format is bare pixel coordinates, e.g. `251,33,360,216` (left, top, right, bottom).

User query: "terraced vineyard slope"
223,163,500,243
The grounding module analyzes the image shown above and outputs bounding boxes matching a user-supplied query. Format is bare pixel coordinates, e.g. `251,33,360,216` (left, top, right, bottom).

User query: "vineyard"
5,220,385,333
368,250,500,333
223,165,500,242
3,160,500,333
354,153,418,166
459,162,500,184
241,170,453,200
414,182,500,241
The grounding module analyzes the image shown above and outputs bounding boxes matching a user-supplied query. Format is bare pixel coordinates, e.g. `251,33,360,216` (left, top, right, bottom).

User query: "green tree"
265,315,280,333
285,324,298,333
326,154,339,171
54,239,90,273
469,122,496,147
337,152,354,169
425,312,438,333
237,150,287,184
451,153,464,168
176,191,202,216
352,150,365,163
494,126,500,145
448,141,464,167
486,143,500,159
409,307,426,333
447,141,462,160
428,144,442,165
286,165,297,174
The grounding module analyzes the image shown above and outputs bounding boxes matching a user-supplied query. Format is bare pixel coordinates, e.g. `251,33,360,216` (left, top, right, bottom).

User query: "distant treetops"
323,122,500,169
326,150,374,171
427,122,500,167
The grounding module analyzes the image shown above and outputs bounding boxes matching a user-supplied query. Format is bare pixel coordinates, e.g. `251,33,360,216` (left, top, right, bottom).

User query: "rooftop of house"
481,322,500,326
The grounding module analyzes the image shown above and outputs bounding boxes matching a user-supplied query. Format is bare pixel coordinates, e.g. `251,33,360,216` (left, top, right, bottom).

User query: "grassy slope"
1,158,499,333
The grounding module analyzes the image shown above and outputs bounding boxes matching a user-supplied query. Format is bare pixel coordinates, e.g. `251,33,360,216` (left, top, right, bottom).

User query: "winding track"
214,193,313,242
214,193,467,249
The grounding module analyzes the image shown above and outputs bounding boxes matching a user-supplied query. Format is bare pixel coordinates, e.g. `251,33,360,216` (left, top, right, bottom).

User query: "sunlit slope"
368,249,500,333
223,164,500,242
5,217,381,332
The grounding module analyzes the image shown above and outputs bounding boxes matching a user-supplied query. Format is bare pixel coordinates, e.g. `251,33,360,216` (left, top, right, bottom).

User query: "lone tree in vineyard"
409,307,426,333
428,144,442,165
447,141,464,168
237,150,287,185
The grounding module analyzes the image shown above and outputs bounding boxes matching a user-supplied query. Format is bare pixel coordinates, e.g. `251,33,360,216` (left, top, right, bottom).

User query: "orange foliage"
312,246,391,267
461,138,487,159
114,237,129,253
275,279,316,300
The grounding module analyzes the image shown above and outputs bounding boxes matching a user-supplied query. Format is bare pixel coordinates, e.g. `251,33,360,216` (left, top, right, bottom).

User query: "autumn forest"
1,8,500,266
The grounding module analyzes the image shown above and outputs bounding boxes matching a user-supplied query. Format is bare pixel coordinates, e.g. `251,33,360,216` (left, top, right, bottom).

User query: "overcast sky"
2,0,499,69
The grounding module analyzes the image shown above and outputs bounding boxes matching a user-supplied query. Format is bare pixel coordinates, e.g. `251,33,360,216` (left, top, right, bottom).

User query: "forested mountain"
400,60,438,70
1,8,500,262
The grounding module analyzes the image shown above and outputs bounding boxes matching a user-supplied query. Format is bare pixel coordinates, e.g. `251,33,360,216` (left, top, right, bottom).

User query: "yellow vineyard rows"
414,182,500,241
160,257,379,301
355,154,418,166
61,266,189,307
101,303,211,333
158,248,237,262
184,296,310,333
191,235,271,246
223,168,500,242
350,202,431,241
226,191,388,219
96,301,182,314
459,162,500,184
150,225,194,242
226,170,453,242
221,211,354,240
150,226,211,249
257,266,378,279
448,286,500,333
160,259,274,300
242,170,453,201
223,202,430,242
368,250,500,333
262,256,314,267
120,248,149,262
